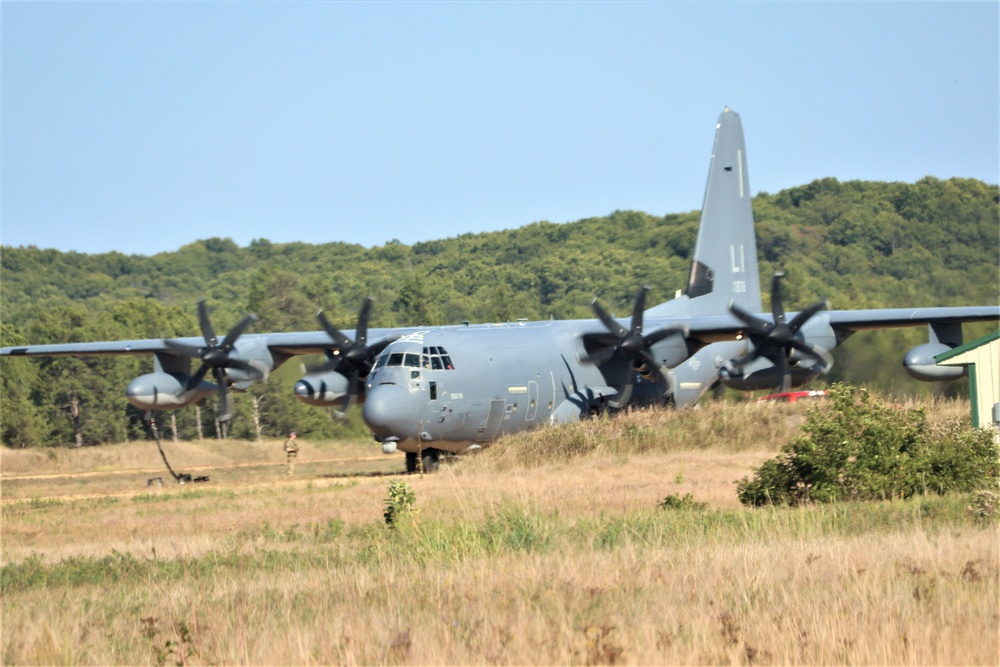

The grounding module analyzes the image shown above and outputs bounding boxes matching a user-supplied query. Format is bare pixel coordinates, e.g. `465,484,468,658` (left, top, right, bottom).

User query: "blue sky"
3,1,997,257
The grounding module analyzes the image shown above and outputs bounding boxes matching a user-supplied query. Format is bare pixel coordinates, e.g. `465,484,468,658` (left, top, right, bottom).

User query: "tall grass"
2,393,996,664
3,497,997,664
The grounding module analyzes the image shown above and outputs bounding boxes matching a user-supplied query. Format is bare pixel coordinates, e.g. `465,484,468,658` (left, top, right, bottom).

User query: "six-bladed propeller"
725,272,832,393
585,286,688,408
309,297,398,415
164,299,266,421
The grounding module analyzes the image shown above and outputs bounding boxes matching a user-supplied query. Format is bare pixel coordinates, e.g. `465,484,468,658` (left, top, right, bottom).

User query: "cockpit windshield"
372,346,454,371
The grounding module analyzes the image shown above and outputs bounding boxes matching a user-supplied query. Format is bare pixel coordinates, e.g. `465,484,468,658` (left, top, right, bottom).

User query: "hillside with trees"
1,176,997,447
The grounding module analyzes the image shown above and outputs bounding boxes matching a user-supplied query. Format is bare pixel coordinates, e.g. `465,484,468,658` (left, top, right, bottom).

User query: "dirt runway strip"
1,455,387,482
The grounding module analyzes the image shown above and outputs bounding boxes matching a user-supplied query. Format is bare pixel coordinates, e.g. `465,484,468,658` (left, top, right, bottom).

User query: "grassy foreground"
2,398,998,665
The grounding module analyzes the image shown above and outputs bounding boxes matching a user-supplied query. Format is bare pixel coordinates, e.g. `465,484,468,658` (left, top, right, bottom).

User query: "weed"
657,493,707,511
480,509,553,553
383,481,418,527
27,497,63,510
967,490,1000,524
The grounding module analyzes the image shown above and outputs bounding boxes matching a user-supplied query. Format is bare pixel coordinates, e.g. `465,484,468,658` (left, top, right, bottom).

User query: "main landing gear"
405,448,441,474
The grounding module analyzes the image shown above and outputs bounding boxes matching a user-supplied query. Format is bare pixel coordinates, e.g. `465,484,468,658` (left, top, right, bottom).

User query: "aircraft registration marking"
450,393,463,399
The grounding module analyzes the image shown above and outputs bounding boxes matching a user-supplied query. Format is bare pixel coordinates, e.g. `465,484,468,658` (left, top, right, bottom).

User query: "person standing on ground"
283,432,299,477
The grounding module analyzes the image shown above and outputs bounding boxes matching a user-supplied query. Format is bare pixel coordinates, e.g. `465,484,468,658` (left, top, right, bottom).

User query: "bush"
383,481,418,527
737,384,999,506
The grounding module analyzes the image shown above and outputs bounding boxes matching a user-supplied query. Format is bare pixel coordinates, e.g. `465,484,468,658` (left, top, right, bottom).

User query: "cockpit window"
373,348,454,370
422,346,454,370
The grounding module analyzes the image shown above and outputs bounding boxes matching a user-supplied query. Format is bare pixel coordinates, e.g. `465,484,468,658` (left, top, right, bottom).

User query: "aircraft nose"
362,384,420,439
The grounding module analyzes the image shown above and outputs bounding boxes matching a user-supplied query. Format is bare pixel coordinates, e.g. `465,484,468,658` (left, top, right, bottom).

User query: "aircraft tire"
422,449,441,473
405,449,441,474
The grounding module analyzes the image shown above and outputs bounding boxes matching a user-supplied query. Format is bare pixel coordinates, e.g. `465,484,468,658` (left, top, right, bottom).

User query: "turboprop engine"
127,299,272,420
126,372,215,411
292,298,397,413
721,272,834,393
293,370,351,406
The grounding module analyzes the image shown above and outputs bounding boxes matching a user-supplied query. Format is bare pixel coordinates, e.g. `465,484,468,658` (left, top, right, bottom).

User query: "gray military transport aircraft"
3,108,997,473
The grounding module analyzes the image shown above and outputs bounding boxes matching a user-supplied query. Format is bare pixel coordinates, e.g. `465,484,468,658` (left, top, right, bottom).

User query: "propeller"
584,286,689,408
309,297,397,415
726,271,832,393
164,299,264,422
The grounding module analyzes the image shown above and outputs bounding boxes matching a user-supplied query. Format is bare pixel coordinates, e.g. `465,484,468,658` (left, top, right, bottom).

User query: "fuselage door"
526,380,539,421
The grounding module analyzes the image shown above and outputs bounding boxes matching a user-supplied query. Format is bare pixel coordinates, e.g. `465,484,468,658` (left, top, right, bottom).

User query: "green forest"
2,176,998,448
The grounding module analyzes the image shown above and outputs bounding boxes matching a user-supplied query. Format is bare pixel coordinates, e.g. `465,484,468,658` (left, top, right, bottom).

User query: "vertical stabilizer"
685,108,762,314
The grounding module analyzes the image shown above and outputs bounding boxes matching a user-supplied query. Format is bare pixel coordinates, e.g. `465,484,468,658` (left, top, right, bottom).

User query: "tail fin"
685,108,762,315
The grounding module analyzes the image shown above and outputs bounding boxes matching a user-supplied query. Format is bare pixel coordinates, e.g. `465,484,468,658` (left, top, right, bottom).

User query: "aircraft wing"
0,328,403,358
1,339,173,357
676,305,999,346
823,306,1000,331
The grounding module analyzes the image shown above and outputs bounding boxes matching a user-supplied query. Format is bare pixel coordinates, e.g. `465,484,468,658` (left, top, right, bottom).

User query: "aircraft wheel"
421,449,441,473
405,449,441,473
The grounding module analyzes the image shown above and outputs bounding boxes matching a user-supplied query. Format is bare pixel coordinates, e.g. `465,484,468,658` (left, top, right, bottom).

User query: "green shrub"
657,493,707,511
737,384,999,506
383,481,418,527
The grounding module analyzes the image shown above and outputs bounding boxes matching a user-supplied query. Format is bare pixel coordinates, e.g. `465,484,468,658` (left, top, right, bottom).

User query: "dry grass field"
2,397,998,665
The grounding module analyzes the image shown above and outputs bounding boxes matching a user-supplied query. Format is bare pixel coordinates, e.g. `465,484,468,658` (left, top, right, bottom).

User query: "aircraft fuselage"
361,319,688,454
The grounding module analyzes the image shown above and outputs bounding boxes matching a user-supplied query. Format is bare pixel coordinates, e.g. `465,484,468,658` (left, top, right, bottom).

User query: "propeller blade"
581,346,618,366
185,363,211,390
629,286,649,335
590,299,628,339
367,336,399,358
607,373,634,409
226,357,268,380
197,299,218,347
638,349,669,387
730,302,772,333
213,367,234,422
341,369,360,415
354,297,372,347
786,300,829,333
642,324,690,347
317,310,354,350
788,338,834,370
219,313,258,352
770,272,786,325
776,353,791,394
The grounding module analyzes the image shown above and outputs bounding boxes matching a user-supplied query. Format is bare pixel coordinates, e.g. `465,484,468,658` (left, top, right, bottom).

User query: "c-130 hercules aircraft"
3,108,997,472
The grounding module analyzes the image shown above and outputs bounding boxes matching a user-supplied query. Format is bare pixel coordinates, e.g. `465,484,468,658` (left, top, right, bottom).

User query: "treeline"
1,176,997,447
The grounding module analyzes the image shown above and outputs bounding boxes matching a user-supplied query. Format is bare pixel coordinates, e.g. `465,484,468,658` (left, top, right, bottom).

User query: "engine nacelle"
294,371,351,406
903,343,965,381
126,372,213,411
719,361,824,391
